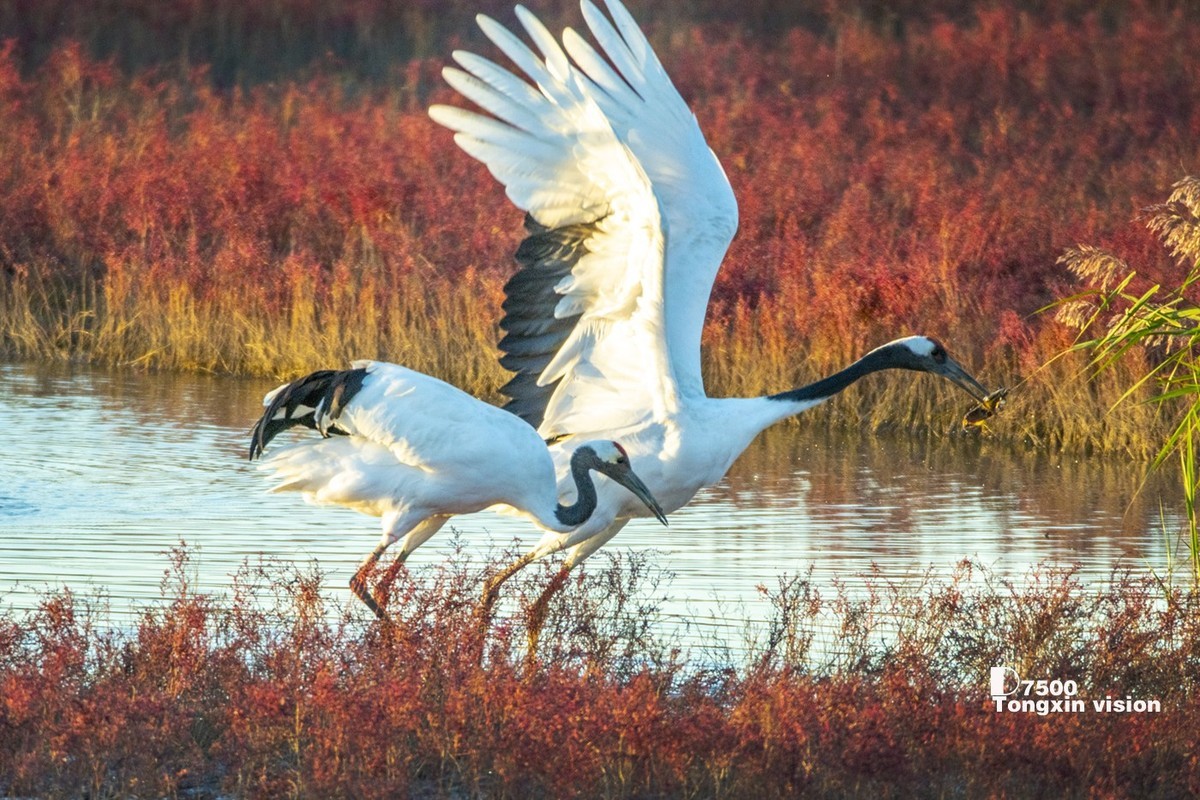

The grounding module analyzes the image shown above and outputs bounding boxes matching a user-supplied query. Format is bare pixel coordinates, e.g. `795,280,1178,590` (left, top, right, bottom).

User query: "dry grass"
1049,176,1200,579
2,263,509,392
4,263,1168,457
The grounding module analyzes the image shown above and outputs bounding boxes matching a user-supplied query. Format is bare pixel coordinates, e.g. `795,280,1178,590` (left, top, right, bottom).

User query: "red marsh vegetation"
0,0,1197,451
1,545,1198,799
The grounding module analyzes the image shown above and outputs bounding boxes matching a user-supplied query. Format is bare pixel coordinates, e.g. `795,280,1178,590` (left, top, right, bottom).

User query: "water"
1,361,1184,649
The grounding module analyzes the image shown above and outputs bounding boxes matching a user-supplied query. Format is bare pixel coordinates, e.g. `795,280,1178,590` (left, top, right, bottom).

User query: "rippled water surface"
2,361,1184,647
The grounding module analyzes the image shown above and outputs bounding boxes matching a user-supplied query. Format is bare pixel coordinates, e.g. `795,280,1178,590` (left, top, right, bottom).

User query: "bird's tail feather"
260,436,403,517
248,367,368,460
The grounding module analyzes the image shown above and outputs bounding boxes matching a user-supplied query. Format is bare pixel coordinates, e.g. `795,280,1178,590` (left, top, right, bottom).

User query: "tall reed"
1051,177,1200,581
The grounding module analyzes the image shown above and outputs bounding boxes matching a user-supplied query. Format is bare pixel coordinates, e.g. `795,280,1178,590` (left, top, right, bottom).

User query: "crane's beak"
613,468,669,527
937,357,990,404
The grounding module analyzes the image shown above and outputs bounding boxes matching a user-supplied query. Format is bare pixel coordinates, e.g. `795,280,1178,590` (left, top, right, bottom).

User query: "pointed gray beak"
938,357,990,403
614,468,669,527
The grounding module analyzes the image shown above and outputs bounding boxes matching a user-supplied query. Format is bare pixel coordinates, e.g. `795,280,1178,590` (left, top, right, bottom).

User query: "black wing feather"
497,214,596,429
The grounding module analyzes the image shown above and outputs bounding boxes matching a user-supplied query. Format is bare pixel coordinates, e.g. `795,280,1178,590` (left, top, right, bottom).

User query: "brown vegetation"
1,546,1196,798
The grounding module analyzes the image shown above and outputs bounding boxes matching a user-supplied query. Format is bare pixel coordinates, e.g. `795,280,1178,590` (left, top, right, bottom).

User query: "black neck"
554,450,599,528
767,345,911,405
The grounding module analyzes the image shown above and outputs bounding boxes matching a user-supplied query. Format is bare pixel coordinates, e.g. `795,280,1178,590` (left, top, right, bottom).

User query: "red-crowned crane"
249,361,667,619
429,0,992,625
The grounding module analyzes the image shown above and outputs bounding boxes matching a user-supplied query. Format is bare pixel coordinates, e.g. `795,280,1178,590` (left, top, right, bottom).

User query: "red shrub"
0,548,1197,798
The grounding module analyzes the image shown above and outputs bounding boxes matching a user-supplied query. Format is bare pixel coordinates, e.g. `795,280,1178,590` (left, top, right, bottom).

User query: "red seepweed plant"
0,544,1197,798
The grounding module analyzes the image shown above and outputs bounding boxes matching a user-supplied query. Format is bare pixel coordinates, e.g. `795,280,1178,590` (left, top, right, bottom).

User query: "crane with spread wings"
430,0,991,627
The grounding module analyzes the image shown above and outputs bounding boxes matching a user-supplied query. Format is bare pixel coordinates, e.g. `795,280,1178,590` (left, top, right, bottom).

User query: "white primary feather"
429,0,738,437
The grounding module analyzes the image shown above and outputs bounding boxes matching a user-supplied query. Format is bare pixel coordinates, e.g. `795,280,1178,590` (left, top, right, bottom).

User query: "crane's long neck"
553,451,599,529
768,354,885,408
719,346,906,449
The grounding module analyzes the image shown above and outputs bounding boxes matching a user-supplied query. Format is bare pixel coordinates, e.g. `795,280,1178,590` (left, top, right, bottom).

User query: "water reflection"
2,361,1184,646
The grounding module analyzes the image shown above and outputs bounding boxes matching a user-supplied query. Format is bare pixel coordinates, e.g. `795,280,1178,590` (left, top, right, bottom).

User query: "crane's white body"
527,396,821,563
254,359,668,619
430,0,831,566
261,361,634,548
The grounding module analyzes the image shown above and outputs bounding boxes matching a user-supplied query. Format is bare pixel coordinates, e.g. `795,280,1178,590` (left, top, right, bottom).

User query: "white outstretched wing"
429,0,738,438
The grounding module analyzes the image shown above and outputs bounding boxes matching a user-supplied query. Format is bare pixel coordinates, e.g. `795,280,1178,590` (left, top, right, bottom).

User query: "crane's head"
881,336,990,402
575,441,669,526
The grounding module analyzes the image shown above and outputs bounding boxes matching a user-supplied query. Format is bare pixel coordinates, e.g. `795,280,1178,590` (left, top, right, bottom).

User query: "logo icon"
989,666,1019,701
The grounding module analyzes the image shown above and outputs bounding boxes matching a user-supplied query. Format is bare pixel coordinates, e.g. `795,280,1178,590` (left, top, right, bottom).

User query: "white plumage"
430,0,991,617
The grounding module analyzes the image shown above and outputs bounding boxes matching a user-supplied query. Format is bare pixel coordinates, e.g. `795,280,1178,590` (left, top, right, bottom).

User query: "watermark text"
989,666,1161,715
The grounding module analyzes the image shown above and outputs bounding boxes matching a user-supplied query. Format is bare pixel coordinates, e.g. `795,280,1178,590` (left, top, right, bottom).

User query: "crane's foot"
477,564,519,625
349,542,396,624
370,555,409,617
477,548,544,627
477,579,502,627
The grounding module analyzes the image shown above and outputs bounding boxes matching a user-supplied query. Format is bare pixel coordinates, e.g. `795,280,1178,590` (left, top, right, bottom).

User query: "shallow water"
1,361,1184,648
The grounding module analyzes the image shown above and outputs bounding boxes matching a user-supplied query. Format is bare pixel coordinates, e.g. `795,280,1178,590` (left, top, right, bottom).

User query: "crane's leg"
350,542,392,621
524,565,571,658
478,537,561,622
526,521,629,656
349,510,426,622
371,516,448,613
